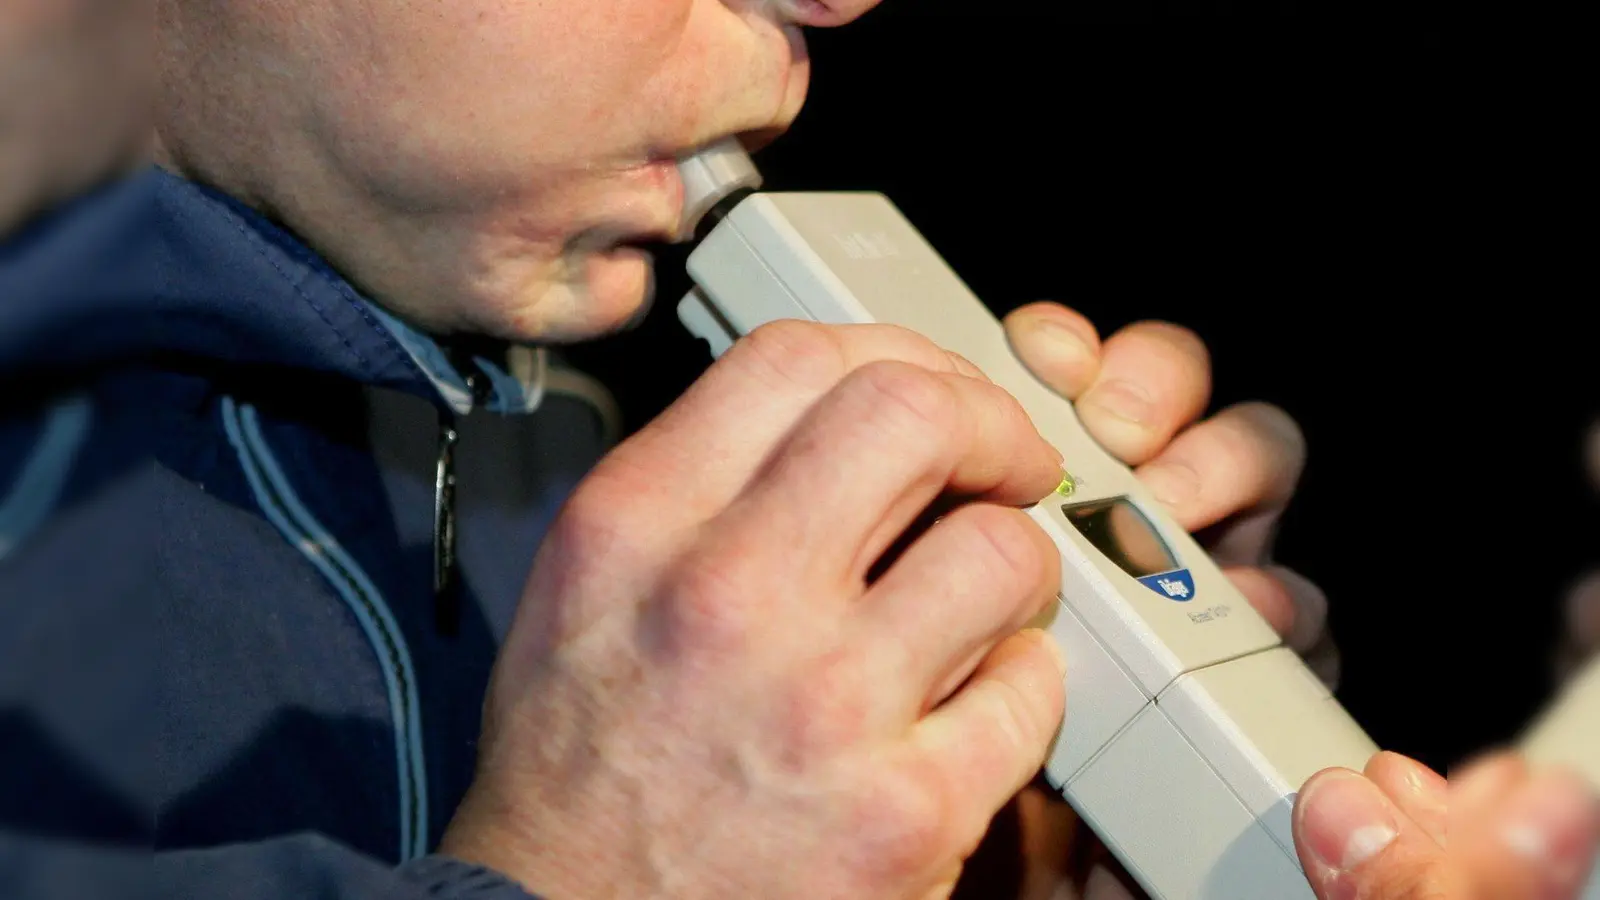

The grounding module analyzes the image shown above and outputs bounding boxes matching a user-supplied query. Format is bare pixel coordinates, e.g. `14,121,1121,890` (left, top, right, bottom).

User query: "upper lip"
780,0,837,27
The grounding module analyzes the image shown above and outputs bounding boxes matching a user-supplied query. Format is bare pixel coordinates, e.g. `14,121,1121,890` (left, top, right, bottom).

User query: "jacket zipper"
433,369,490,637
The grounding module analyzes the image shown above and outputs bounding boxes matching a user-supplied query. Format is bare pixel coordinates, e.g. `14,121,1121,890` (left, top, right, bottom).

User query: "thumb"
1292,767,1463,900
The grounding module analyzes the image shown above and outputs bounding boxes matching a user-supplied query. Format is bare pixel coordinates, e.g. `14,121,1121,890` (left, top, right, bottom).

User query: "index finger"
596,320,968,528
703,361,1062,596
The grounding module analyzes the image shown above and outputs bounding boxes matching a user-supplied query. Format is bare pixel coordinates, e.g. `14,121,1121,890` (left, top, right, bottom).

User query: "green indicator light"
1055,471,1076,496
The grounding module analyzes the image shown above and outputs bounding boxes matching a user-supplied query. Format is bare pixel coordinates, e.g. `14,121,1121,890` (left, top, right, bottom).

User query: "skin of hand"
1291,751,1600,900
440,320,1076,899
950,302,1336,900
986,326,1600,900
1000,302,1336,680
25,0,1584,892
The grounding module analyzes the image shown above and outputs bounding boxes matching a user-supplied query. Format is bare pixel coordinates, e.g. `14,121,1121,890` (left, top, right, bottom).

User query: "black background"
566,9,1598,776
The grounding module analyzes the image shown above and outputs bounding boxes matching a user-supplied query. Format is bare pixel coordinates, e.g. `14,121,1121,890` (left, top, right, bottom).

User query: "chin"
471,245,659,346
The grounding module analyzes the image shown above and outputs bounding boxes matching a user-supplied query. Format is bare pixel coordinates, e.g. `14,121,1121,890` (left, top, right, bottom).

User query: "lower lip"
556,159,682,333
583,244,655,325
649,158,686,232
621,156,683,204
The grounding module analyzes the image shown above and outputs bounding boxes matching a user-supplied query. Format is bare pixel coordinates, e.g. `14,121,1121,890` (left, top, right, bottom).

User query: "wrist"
434,782,561,898
399,853,544,900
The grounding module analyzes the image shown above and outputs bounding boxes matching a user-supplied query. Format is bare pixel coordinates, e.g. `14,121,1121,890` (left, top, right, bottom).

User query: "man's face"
158,0,879,342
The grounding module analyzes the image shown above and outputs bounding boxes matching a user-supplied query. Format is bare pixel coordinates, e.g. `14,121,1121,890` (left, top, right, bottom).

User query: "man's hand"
441,321,1071,898
1285,420,1600,900
1293,752,1600,900
967,302,1336,900
987,312,1600,900
1002,302,1334,678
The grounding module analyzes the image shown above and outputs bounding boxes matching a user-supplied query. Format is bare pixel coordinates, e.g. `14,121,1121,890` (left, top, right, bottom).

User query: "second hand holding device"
668,139,1600,899
670,139,1375,900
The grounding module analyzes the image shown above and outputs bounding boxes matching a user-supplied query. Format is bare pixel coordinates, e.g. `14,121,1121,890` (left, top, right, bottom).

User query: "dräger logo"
1136,568,1196,602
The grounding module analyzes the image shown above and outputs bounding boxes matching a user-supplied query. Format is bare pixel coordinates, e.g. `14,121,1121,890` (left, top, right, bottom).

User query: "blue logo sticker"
1137,568,1195,602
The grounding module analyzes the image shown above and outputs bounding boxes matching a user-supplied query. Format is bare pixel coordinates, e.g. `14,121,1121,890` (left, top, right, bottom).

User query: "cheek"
330,0,698,170
473,2,698,129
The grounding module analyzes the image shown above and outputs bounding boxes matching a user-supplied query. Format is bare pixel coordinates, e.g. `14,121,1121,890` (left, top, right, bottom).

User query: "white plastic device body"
671,140,1599,899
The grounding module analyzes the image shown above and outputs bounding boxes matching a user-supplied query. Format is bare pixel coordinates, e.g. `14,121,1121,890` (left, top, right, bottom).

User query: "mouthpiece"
675,137,763,242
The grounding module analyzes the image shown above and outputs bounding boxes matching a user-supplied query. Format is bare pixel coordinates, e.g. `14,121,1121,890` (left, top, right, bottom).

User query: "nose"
781,0,884,27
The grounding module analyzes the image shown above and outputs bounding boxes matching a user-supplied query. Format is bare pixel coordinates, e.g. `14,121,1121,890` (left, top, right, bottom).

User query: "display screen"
1061,496,1180,578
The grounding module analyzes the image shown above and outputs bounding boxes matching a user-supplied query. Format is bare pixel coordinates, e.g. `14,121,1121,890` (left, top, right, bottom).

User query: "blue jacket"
0,168,623,898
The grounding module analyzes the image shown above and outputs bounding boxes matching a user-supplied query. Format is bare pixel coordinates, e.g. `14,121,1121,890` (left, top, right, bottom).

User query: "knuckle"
849,764,953,881
848,361,962,438
780,649,873,767
731,319,846,393
550,469,636,556
976,376,1031,426
659,547,761,656
990,386,1053,460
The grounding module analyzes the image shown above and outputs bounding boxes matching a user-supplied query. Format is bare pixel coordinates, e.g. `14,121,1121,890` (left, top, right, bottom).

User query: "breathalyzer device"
669,138,1600,900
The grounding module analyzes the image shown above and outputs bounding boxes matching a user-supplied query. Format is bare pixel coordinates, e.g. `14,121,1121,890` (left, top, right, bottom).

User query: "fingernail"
1027,316,1092,359
1082,379,1155,426
1399,754,1450,813
1033,629,1068,676
1011,317,1093,376
1498,770,1600,891
1299,770,1400,880
1138,460,1201,506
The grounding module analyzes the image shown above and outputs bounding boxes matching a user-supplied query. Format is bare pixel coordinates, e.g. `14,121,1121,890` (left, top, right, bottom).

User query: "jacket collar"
0,166,545,416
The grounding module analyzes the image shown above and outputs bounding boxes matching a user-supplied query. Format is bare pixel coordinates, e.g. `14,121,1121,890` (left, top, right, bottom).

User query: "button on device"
1055,470,1077,497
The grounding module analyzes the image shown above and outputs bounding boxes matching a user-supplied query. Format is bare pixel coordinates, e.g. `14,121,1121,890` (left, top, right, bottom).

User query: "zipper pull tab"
433,411,461,637
433,358,492,638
